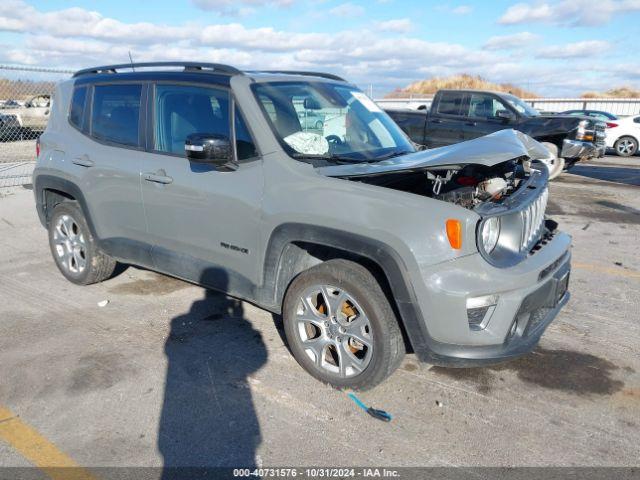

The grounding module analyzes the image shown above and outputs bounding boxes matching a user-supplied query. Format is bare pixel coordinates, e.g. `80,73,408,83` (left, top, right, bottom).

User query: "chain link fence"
0,65,73,188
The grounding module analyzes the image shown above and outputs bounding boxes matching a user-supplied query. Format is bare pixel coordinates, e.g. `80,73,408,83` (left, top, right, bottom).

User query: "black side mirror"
185,133,233,167
496,110,515,122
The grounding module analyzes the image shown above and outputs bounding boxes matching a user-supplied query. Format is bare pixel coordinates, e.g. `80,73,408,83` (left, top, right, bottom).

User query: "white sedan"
605,115,640,157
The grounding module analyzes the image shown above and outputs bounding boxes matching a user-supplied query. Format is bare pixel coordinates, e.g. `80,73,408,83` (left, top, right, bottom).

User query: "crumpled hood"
317,129,553,178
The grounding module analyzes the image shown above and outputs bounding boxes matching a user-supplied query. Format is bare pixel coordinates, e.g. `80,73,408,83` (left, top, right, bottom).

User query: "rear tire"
614,136,638,157
48,201,117,285
540,142,565,180
282,259,404,390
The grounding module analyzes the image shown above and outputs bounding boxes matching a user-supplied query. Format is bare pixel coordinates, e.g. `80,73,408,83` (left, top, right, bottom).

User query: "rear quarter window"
69,86,87,130
91,84,142,147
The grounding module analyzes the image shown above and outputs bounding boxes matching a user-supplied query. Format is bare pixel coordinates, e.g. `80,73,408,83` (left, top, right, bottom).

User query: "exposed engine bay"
317,129,552,211
349,157,530,210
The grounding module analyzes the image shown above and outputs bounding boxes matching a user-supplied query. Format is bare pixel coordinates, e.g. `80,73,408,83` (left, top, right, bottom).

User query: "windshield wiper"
375,150,413,161
291,153,366,164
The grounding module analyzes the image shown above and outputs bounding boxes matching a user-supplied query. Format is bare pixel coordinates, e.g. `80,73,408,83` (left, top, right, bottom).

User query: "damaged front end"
318,129,552,211
318,129,555,266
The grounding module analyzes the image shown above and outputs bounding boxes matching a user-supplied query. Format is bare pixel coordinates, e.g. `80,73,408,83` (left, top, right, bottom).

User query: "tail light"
36,137,40,158
606,122,618,128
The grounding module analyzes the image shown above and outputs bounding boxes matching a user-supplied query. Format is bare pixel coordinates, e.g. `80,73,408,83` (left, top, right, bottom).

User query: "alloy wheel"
295,285,373,378
52,214,87,274
617,138,636,156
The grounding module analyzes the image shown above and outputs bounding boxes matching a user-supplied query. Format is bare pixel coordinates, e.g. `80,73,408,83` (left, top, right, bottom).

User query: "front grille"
594,123,606,146
519,187,548,252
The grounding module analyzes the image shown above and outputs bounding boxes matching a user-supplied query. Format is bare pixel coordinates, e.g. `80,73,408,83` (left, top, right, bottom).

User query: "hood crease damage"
319,129,552,210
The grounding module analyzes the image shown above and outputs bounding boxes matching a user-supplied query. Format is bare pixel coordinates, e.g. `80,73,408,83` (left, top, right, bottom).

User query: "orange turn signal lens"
446,219,462,250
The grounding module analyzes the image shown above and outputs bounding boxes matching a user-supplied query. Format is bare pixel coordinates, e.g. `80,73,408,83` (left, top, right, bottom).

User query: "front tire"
614,136,638,157
282,259,404,390
48,201,117,285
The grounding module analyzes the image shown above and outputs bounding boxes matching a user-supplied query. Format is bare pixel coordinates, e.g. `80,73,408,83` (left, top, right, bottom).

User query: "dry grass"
0,78,56,102
385,74,538,98
581,87,640,99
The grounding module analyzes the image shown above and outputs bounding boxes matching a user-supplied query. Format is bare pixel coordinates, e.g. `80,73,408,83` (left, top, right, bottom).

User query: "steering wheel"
325,135,343,146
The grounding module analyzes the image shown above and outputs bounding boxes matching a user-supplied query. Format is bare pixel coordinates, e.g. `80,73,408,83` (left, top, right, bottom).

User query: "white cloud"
537,40,611,58
451,5,473,14
0,0,633,97
191,0,294,15
375,18,413,33
499,0,640,26
483,32,538,50
328,2,365,17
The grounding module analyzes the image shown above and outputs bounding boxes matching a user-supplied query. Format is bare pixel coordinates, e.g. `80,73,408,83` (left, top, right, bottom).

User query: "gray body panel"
33,71,571,365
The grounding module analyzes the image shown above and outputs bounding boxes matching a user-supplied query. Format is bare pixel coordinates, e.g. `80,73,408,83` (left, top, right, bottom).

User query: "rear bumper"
561,139,605,160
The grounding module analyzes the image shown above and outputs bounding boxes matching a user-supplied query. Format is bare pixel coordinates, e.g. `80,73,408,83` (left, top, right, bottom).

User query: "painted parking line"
573,262,640,280
0,406,97,480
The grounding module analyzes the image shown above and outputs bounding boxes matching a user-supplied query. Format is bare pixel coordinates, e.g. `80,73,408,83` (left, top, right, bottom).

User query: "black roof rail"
250,70,346,82
73,62,242,77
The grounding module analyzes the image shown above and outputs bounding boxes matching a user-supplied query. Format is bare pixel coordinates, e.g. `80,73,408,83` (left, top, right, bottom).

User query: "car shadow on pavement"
568,165,640,186
158,268,267,478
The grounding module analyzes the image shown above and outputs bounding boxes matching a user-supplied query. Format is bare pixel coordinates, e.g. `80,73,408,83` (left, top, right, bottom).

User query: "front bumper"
408,230,572,367
561,139,605,160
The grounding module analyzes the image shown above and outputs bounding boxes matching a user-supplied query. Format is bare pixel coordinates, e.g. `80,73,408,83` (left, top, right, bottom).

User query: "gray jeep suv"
33,62,571,389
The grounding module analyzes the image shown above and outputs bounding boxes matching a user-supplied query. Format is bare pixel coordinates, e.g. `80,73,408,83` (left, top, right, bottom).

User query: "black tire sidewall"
283,260,401,390
48,202,95,284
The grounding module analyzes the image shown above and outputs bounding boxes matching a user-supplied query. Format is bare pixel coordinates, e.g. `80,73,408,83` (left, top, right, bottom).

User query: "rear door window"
436,92,466,116
69,86,87,130
91,84,142,147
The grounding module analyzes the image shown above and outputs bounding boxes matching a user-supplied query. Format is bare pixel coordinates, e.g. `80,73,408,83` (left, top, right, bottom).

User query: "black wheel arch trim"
259,223,434,360
34,174,99,238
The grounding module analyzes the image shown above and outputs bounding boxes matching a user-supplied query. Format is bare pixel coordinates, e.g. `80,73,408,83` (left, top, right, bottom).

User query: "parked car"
559,109,618,123
33,62,571,389
605,115,640,157
1,94,51,133
386,89,606,179
297,110,325,130
0,112,23,141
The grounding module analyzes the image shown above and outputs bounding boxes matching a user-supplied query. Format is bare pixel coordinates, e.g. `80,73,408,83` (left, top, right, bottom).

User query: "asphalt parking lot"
0,155,639,472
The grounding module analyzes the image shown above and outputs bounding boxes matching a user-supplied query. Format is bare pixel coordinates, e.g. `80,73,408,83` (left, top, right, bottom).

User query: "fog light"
509,319,518,337
466,294,498,330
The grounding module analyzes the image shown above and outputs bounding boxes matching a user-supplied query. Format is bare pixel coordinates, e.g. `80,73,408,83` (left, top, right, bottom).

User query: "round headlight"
481,217,501,253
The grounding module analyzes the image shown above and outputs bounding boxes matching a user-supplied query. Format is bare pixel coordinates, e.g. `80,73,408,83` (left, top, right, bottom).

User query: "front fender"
258,223,433,359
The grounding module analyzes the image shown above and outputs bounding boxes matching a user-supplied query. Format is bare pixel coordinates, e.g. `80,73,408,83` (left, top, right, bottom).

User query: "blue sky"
1,0,639,96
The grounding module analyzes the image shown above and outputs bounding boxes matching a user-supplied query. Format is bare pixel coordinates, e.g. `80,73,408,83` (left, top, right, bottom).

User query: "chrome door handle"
465,121,477,126
72,155,94,167
142,172,173,184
